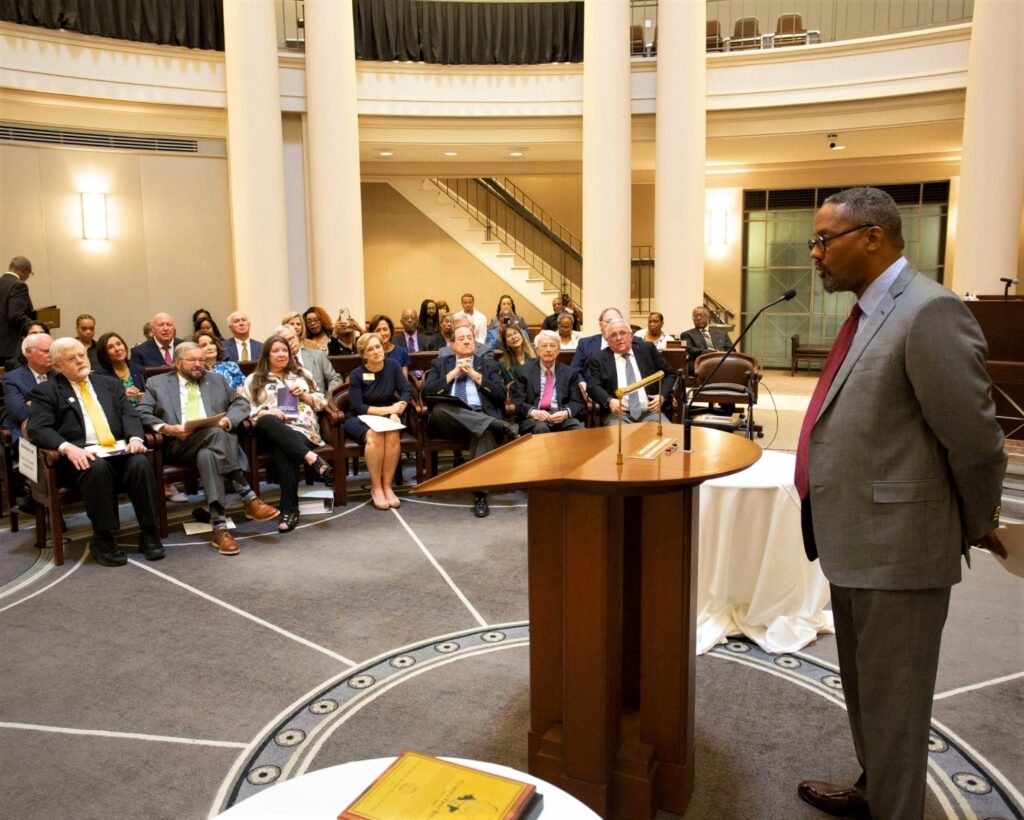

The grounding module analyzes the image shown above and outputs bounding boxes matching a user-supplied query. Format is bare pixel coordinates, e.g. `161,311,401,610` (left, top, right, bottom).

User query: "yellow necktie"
185,382,201,421
240,341,249,362
80,379,116,447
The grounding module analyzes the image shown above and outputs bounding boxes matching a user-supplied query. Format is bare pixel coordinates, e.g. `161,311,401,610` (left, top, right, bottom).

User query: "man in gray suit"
138,342,278,556
274,324,342,396
795,187,1006,820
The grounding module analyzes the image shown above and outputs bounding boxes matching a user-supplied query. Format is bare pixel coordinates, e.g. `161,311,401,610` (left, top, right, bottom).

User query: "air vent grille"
0,123,199,154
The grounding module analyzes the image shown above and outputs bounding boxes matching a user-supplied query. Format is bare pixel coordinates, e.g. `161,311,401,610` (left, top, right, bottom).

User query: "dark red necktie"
794,303,862,499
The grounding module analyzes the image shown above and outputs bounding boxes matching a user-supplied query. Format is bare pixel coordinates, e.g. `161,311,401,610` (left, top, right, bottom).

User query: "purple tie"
539,368,554,410
410,334,417,353
794,304,863,499
162,345,172,366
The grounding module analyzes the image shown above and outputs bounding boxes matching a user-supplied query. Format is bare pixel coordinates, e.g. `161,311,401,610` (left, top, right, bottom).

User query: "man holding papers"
138,342,277,556
27,338,163,567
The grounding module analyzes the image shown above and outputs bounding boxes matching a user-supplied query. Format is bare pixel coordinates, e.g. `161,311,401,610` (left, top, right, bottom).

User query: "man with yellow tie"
27,338,163,567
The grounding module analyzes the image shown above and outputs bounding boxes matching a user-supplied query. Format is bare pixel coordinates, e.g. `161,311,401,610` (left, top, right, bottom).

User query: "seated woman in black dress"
243,336,333,533
346,334,412,511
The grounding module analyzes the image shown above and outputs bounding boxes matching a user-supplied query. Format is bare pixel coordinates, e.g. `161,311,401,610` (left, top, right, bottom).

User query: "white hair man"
585,319,675,425
510,330,585,434
223,311,262,363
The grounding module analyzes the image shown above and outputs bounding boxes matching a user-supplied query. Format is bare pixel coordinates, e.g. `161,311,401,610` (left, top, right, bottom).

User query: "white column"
582,0,632,330
951,0,1023,296
222,0,291,335
654,0,706,332
304,0,366,318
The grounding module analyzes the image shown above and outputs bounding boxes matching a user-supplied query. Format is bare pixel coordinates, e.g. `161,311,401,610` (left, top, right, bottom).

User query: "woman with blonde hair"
281,312,320,350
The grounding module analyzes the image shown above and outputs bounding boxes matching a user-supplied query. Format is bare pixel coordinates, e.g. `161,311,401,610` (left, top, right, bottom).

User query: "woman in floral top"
243,336,332,533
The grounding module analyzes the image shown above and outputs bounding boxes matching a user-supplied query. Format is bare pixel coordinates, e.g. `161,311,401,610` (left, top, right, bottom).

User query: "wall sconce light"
81,192,108,240
706,209,728,246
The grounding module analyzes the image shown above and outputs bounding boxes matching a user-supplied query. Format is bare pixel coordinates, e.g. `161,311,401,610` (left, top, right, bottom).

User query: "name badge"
363,373,375,382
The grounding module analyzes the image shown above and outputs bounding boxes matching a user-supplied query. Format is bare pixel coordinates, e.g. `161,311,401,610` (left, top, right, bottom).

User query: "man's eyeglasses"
807,224,875,253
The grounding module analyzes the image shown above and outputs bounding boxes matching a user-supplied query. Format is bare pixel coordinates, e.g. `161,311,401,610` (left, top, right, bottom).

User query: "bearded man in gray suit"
794,187,1006,820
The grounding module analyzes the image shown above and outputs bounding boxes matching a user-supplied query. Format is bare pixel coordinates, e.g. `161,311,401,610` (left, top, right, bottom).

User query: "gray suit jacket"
806,265,1006,590
137,370,250,431
296,348,342,395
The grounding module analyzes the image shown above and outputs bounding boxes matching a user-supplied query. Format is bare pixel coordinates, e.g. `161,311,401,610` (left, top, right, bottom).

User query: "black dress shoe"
473,493,489,518
311,455,334,485
191,507,212,524
137,532,165,561
91,538,127,567
797,781,871,819
492,420,519,442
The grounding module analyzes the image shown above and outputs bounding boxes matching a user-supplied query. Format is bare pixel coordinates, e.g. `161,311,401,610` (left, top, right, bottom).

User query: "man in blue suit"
222,311,262,363
2,332,54,443
130,312,183,368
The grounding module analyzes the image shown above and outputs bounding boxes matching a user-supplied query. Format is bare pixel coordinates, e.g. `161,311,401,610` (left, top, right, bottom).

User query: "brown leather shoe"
797,781,870,818
244,496,279,521
211,527,240,556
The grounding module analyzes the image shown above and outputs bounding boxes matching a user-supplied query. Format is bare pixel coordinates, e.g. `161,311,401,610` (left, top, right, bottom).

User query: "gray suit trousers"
428,404,497,459
830,583,950,820
164,427,242,507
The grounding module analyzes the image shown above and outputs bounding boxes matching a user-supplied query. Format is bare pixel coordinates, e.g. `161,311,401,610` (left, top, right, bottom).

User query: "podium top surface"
412,423,762,496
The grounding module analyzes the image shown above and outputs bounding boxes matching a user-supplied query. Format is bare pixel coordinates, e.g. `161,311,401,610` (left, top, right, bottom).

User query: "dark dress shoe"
492,420,519,442
192,507,212,524
311,455,334,485
91,538,127,567
137,532,165,561
278,510,300,533
473,493,489,518
797,781,871,818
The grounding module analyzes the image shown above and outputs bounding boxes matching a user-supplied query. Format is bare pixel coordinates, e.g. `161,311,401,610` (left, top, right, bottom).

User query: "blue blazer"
130,337,184,368
223,337,263,363
2,365,52,442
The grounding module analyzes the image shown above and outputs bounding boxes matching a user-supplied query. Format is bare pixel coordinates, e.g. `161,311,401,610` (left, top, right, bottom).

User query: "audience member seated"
131,313,184,368
27,338,164,566
138,342,277,555
191,308,223,340
2,332,53,444
497,322,537,385
452,292,488,343
140,320,153,343
586,319,675,426
437,316,489,359
541,294,581,331
435,300,451,315
4,319,49,370
422,323,517,518
485,294,530,337
223,311,262,362
193,331,244,393
394,307,440,353
511,330,584,434
635,311,675,350
556,312,581,349
275,324,343,395
75,313,100,368
680,305,732,374
368,314,411,378
304,306,344,355
95,331,146,406
570,307,642,399
417,299,442,338
331,313,362,355
243,336,332,533
282,312,321,350
347,334,413,510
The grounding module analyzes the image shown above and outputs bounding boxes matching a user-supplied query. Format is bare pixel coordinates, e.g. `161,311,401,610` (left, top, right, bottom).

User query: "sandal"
311,455,334,485
278,510,300,533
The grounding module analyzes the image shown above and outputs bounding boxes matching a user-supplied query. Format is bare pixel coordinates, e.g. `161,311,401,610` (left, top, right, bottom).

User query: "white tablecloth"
219,756,599,818
697,450,834,654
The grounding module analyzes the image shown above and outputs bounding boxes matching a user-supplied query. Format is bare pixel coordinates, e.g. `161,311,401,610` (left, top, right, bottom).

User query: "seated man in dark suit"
137,342,278,556
3,332,54,444
422,323,517,518
680,306,732,374
27,338,164,567
394,307,441,353
130,312,184,368
587,320,676,426
511,330,584,434
223,311,263,363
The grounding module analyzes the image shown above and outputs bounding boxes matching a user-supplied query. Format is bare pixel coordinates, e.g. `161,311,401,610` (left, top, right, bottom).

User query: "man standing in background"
0,256,36,361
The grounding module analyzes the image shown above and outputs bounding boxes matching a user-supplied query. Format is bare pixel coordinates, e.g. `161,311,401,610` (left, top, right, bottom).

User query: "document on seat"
359,414,406,432
84,441,128,457
183,412,225,432
183,517,236,535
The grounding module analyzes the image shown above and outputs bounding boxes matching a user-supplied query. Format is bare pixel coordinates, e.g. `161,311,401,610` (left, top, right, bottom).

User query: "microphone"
1000,278,1018,285
682,289,796,450
1001,278,1018,299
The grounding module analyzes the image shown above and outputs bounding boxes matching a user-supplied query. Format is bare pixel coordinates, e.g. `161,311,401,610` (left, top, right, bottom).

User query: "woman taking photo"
243,336,332,533
497,323,537,385
193,331,244,393
368,314,411,378
347,334,412,510
486,294,529,335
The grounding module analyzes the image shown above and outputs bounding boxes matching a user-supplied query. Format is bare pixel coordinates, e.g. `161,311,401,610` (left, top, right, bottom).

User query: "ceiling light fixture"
508,150,525,158
378,150,394,158
827,132,846,151
443,151,458,157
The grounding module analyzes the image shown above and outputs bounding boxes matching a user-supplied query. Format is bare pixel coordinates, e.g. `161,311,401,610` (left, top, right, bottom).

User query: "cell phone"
561,293,571,306
502,316,512,326
337,308,350,323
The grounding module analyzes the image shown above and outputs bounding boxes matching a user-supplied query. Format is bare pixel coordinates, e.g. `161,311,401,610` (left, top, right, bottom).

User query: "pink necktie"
794,304,863,499
162,345,172,366
539,368,555,410
410,334,417,353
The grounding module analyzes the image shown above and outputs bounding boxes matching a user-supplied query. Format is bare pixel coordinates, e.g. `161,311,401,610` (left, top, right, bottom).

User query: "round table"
218,756,600,818
697,450,834,654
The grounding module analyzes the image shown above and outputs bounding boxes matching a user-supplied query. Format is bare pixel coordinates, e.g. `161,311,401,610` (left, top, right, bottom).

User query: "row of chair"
707,14,821,52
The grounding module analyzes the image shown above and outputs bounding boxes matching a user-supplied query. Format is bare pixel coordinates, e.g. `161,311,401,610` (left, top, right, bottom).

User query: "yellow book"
339,751,541,820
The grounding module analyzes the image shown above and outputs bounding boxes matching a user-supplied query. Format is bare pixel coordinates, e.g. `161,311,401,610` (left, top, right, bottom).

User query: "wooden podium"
412,423,761,818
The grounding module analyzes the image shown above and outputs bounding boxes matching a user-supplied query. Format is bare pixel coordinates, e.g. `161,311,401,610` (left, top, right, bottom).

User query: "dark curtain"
354,0,583,65
0,0,224,51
